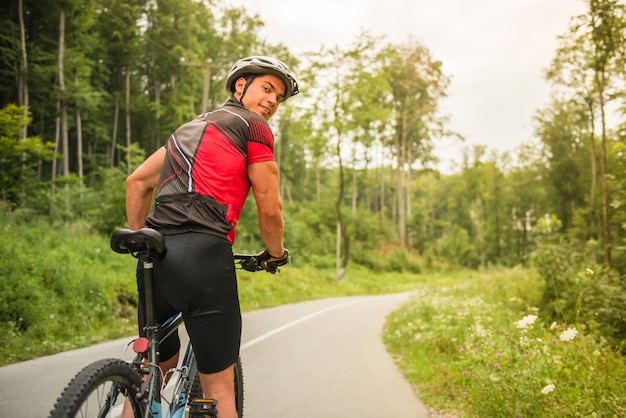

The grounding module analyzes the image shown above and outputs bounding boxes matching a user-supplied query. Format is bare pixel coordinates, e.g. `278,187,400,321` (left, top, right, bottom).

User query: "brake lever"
237,256,283,273
239,257,261,272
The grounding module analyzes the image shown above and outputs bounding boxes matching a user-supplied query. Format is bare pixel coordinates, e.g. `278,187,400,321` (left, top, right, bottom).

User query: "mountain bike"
49,227,284,418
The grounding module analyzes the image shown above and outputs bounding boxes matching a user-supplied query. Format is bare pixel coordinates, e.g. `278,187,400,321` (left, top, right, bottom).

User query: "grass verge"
383,268,626,417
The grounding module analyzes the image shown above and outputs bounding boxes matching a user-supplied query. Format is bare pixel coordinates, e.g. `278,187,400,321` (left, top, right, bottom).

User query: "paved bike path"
240,293,430,418
0,293,431,417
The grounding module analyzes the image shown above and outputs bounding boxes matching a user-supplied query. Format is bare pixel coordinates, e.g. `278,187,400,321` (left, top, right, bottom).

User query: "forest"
1,0,626,359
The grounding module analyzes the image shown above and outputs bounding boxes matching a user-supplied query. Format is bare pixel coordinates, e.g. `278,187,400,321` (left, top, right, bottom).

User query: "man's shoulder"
221,100,267,125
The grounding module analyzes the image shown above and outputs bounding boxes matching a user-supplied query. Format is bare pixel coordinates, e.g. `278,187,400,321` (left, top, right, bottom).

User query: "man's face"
235,74,287,120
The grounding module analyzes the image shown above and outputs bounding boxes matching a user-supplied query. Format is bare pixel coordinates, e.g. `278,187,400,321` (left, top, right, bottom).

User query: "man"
125,56,299,418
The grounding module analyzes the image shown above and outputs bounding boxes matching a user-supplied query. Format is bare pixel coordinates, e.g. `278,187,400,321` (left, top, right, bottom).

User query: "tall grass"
0,210,138,364
383,268,626,417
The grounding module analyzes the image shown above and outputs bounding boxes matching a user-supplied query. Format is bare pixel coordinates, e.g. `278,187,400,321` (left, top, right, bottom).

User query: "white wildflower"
474,322,488,337
559,328,578,342
516,314,538,329
541,384,555,395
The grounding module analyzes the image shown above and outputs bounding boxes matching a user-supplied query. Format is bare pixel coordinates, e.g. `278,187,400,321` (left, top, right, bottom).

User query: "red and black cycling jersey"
145,98,276,244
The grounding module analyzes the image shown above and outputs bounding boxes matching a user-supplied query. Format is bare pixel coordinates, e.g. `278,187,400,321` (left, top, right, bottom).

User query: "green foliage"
84,165,130,234
0,208,137,363
352,244,422,274
82,143,146,235
4,0,626,274
0,104,55,205
240,199,414,273
532,234,626,350
285,201,336,258
384,269,626,417
424,224,480,270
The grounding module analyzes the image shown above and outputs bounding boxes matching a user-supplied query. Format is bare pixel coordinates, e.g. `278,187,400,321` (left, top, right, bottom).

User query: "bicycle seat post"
140,251,160,366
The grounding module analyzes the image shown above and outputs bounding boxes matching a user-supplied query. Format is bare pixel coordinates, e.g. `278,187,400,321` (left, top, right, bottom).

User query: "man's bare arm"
126,147,166,230
248,160,284,257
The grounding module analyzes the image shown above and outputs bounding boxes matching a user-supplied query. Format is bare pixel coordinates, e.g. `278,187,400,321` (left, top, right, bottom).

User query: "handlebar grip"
234,251,290,273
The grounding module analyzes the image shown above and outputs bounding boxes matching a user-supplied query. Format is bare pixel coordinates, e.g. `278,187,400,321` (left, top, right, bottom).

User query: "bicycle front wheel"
49,358,144,418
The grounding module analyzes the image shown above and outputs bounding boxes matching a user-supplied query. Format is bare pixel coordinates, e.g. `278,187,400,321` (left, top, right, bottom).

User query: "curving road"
0,293,431,417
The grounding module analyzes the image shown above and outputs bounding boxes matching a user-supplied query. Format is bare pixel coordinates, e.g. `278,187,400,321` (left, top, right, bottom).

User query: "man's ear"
234,77,247,95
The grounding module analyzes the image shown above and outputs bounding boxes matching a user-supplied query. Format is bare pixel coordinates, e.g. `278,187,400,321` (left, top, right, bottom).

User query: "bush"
0,104,55,207
532,238,626,351
351,243,421,273
424,224,480,269
0,207,137,364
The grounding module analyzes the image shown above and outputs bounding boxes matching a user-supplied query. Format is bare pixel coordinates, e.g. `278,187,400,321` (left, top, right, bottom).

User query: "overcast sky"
227,0,588,171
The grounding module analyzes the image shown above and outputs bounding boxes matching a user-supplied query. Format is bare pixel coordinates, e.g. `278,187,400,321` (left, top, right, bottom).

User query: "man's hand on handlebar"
256,249,290,273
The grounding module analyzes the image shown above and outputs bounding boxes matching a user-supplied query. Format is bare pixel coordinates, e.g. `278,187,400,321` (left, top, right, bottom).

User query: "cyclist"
124,56,298,418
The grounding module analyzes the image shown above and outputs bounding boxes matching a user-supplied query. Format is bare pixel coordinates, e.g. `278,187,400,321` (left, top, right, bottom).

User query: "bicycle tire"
49,358,144,418
189,356,244,417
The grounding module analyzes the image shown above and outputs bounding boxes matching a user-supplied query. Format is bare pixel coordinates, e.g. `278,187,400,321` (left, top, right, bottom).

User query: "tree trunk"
75,70,84,203
474,199,486,269
125,68,132,175
58,6,68,176
397,105,408,248
588,0,615,268
335,133,349,281
379,144,385,216
57,5,70,214
51,100,60,214
494,177,501,260
406,135,413,247
152,61,161,151
275,134,294,204
597,75,611,268
351,148,357,216
315,163,321,203
586,97,598,264
110,94,119,168
18,0,28,140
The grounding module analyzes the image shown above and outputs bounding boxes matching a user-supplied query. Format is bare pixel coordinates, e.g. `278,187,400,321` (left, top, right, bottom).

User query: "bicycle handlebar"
234,253,289,274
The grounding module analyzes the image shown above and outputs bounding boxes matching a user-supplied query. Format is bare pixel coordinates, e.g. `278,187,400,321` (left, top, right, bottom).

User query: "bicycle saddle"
110,228,166,256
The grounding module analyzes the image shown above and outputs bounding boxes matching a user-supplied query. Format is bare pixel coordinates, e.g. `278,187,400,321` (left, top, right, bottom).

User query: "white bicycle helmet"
226,56,300,100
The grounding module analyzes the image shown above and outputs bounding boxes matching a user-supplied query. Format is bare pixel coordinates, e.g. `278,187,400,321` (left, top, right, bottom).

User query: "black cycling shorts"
136,232,241,374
